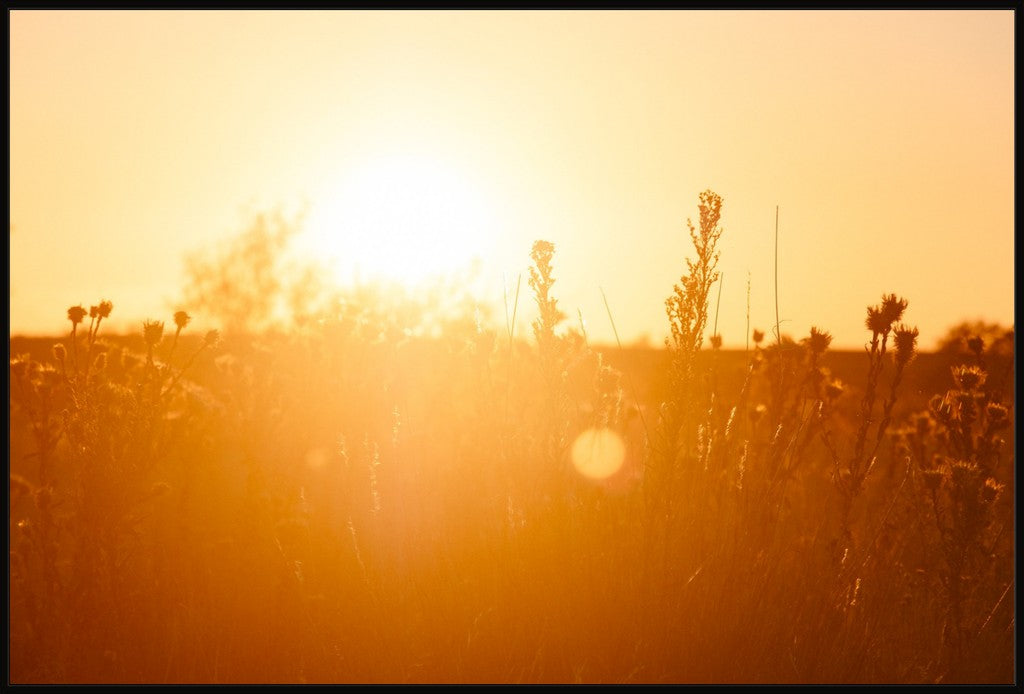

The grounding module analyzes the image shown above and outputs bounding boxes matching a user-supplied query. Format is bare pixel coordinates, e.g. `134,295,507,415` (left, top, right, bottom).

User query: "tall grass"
8,192,1014,683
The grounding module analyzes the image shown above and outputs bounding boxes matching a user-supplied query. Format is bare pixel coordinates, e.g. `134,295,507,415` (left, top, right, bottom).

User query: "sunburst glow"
305,153,497,288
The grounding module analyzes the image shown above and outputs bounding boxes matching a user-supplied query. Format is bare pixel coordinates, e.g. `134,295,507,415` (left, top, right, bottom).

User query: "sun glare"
305,154,497,288
571,427,627,481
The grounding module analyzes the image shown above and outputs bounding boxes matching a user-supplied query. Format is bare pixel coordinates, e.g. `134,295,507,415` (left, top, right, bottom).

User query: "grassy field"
8,195,1015,684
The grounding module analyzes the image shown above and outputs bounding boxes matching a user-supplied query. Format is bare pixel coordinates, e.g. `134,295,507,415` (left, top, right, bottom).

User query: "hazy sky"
10,10,1014,348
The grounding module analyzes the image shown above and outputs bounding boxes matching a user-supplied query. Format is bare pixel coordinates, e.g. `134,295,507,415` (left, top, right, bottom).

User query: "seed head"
67,305,87,326
204,329,221,348
709,334,722,350
804,327,832,355
981,478,1004,503
89,305,99,318
865,307,888,335
880,294,908,326
951,365,986,392
52,343,67,363
173,311,191,330
752,329,764,345
97,300,113,318
894,324,919,366
143,320,165,347
10,358,29,381
949,459,980,489
966,335,984,356
865,294,908,335
985,402,1009,430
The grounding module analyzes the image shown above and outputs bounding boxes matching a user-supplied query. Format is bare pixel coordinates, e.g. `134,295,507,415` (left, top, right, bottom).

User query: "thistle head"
865,307,888,335
173,310,191,330
981,478,1004,503
894,324,919,366
67,305,87,326
752,329,764,345
10,357,30,381
951,364,986,392
709,334,722,350
865,294,908,336
803,327,832,355
880,294,908,326
985,402,1009,430
143,320,165,347
97,300,113,318
949,459,980,489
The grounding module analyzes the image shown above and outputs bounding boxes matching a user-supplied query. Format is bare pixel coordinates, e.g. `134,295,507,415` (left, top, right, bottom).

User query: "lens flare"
571,427,626,480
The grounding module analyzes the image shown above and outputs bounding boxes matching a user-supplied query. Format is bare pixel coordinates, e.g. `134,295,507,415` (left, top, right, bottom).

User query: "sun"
304,153,497,289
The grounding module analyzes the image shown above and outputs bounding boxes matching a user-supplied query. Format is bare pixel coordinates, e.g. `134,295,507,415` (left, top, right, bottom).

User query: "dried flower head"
949,459,980,489
865,294,908,335
985,402,1009,430
89,305,99,318
10,357,29,381
880,294,908,326
966,335,984,356
865,307,888,335
804,327,832,355
67,305,87,326
981,478,1004,503
143,320,165,347
894,324,919,366
709,334,722,350
204,329,221,348
752,329,764,345
951,365,986,392
97,300,113,318
52,343,67,363
174,311,191,330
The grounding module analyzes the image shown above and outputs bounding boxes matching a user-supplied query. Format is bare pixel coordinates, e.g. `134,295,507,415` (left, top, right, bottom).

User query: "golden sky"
9,10,1014,348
